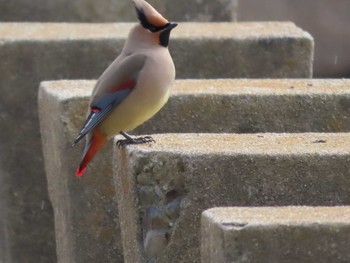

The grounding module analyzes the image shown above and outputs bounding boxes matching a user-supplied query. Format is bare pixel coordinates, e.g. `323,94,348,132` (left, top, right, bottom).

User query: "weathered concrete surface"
162,0,238,22
0,22,314,79
0,22,314,262
113,133,350,263
41,79,350,135
38,82,123,263
0,22,313,262
37,77,350,263
0,0,238,22
138,78,350,133
172,22,314,78
238,0,350,78
202,206,350,263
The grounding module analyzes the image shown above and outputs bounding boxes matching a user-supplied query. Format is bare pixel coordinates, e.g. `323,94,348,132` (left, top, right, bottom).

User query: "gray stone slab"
202,207,350,263
41,78,350,134
136,78,350,134
38,77,350,263
0,0,238,22
0,22,314,79
0,22,314,262
113,133,350,263
238,0,350,78
38,81,122,263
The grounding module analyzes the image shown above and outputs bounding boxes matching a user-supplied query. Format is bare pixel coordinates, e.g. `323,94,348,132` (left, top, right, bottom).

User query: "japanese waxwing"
72,0,177,176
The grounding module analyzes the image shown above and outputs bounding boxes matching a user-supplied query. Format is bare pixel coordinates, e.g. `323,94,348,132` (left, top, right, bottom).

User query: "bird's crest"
133,0,169,32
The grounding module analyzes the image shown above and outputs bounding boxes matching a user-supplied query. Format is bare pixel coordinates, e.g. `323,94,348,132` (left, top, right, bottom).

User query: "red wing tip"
91,107,101,113
75,166,87,177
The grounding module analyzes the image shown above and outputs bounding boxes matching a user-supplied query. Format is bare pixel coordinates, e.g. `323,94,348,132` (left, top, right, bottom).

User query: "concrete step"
202,206,350,263
113,133,350,263
0,0,238,22
38,77,350,263
138,78,350,134
1,22,314,262
238,0,350,78
39,83,122,262
0,22,313,79
42,78,350,135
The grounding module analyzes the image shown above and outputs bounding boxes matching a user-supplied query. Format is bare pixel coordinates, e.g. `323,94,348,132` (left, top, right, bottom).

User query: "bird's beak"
166,22,178,31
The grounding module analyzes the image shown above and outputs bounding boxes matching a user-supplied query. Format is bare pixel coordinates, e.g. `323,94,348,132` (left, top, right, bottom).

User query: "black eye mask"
135,7,170,32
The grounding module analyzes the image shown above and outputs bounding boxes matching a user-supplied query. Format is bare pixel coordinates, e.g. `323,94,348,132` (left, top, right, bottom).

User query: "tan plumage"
72,0,177,176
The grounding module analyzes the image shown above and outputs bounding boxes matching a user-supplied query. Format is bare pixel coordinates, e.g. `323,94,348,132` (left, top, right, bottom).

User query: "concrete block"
0,22,314,79
38,81,123,263
162,0,238,22
38,78,350,135
113,133,350,263
0,22,313,262
202,207,350,263
37,77,350,262
171,22,314,78
135,78,350,134
0,0,238,22
38,77,349,262
238,0,350,78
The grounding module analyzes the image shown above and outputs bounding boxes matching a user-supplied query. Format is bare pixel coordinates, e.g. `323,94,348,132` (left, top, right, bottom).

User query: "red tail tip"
75,166,87,177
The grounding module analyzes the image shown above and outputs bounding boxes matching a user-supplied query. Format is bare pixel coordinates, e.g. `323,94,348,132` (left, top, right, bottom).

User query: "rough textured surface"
138,78,350,133
0,33,125,263
36,78,350,263
202,207,350,263
163,0,238,22
0,0,238,22
238,0,350,78
0,22,314,79
38,83,123,263
0,22,313,262
41,79,350,135
113,133,350,263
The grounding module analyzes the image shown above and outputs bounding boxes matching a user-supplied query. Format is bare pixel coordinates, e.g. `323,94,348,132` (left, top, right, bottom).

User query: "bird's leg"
116,131,155,148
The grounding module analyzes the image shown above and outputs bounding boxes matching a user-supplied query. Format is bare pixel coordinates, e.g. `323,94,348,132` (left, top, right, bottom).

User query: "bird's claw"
116,136,155,148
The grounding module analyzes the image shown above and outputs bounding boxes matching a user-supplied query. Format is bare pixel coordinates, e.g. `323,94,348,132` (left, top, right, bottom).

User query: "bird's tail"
75,129,107,177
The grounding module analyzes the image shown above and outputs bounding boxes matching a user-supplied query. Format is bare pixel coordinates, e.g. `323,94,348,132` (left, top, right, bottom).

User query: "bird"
72,0,177,177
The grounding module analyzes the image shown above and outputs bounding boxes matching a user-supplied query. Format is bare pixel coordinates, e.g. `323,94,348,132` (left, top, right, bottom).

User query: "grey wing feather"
72,89,132,146
72,54,147,146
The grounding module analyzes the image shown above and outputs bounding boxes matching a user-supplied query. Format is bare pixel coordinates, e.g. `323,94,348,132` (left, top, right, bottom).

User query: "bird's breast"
99,50,175,135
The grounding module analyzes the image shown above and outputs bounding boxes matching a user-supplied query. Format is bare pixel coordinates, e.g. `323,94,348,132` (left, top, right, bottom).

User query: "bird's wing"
72,54,147,146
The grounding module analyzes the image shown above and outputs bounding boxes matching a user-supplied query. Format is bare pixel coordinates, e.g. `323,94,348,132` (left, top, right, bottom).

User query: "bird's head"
133,0,177,47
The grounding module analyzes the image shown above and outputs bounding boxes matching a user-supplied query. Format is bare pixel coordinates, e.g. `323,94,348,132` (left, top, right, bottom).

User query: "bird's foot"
116,136,155,148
